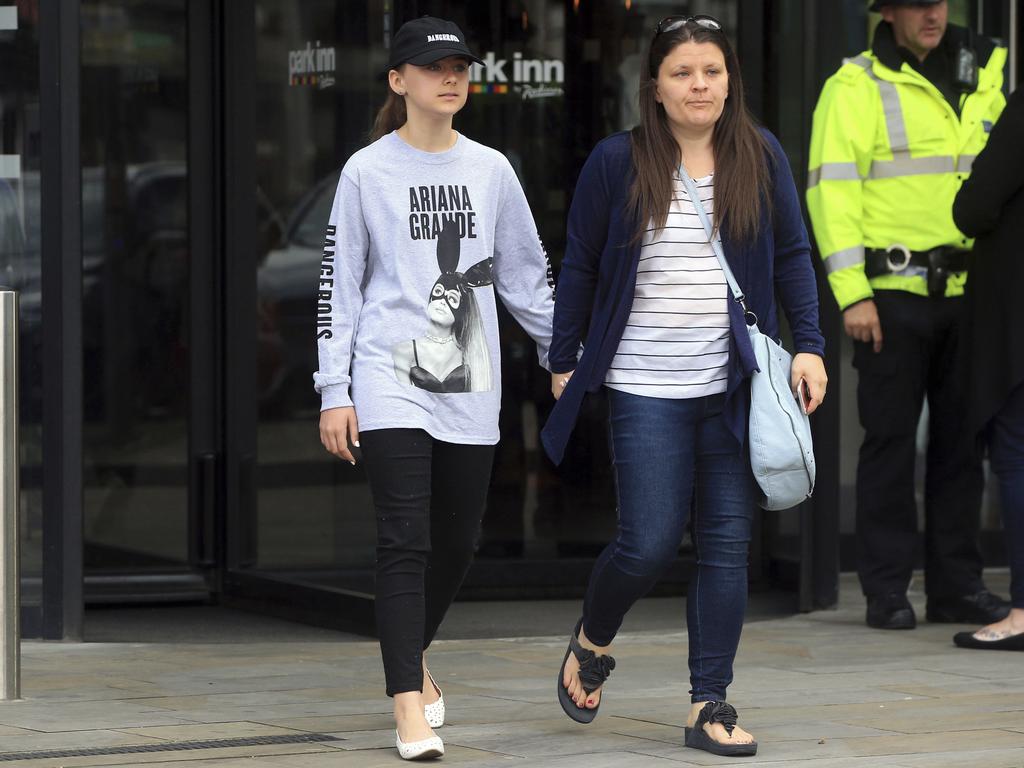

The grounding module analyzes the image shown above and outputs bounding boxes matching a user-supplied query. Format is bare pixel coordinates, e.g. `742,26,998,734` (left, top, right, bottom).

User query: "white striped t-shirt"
604,173,729,399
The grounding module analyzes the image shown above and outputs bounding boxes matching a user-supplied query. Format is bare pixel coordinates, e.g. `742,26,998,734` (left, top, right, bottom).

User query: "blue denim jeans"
989,383,1024,609
582,389,756,702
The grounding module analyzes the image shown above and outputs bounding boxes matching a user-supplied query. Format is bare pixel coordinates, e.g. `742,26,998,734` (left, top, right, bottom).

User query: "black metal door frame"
977,0,1020,90
37,0,84,640
186,0,223,593
760,0,851,612
31,0,225,638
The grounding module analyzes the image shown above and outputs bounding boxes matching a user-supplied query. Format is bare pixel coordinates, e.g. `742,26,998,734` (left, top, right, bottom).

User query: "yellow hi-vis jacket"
807,36,1006,310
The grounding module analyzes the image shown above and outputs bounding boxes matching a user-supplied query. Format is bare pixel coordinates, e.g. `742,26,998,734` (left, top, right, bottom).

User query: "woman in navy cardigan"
543,16,826,757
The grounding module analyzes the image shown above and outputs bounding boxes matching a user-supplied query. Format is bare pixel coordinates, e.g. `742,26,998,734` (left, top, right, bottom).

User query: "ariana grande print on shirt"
392,218,494,393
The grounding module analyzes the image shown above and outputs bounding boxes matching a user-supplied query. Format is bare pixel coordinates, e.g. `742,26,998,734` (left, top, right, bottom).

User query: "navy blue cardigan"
541,129,825,465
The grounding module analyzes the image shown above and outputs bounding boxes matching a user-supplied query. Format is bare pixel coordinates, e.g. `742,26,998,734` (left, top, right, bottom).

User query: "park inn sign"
288,40,337,88
469,50,565,99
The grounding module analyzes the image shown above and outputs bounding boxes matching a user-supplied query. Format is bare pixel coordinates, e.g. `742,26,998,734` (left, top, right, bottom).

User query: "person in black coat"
951,85,1024,650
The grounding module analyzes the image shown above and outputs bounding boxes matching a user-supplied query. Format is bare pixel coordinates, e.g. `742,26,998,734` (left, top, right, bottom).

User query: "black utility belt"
865,245,969,297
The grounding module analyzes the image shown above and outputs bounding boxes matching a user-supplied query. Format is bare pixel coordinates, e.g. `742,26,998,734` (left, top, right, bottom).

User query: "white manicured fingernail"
350,460,356,466
353,441,360,447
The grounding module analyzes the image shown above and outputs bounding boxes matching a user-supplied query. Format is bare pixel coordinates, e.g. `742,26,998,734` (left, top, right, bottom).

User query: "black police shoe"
926,590,1011,624
866,592,917,630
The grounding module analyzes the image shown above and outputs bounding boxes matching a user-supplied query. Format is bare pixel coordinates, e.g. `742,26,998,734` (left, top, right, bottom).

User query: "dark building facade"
1,0,1019,639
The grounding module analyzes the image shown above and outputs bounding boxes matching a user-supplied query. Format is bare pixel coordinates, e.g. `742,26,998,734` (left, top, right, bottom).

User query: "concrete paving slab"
610,714,892,742
0,700,195,732
840,708,1024,734
0,728,165,754
0,742,342,768
269,745,523,767
0,723,38,737
895,746,1024,768
140,699,393,722
251,712,395,732
111,721,308,741
454,753,688,767
134,762,308,768
3,572,1020,767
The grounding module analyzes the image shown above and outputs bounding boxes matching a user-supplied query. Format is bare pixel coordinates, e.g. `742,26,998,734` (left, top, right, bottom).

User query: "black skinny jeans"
360,428,495,697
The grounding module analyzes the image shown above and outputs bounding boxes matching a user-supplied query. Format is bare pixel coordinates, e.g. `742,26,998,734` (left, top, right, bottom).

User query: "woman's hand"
551,370,574,401
319,406,360,464
791,353,827,416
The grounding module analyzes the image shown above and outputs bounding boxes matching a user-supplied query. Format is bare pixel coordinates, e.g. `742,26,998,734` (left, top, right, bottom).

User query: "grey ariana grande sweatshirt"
313,131,555,445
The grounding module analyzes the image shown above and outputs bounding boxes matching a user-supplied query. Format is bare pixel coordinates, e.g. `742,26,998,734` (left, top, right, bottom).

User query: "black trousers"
854,291,984,599
360,428,495,697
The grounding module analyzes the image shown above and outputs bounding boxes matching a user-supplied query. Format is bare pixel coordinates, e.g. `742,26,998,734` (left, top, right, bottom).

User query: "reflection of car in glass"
12,164,194,421
257,170,338,417
11,162,324,421
0,175,43,422
91,163,190,420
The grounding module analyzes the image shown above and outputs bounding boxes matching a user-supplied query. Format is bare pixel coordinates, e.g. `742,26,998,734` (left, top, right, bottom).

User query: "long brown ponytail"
628,23,770,245
369,86,407,141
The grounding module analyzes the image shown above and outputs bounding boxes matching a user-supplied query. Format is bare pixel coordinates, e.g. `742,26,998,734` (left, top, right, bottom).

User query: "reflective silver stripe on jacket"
844,55,962,182
823,245,865,275
956,154,976,172
846,55,910,155
807,162,862,189
869,155,955,179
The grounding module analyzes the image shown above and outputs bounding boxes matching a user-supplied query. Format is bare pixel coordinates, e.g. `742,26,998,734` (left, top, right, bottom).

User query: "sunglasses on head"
655,15,722,36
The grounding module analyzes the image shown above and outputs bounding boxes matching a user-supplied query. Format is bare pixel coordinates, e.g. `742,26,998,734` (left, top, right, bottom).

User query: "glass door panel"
248,0,378,587
0,1,44,621
80,0,193,577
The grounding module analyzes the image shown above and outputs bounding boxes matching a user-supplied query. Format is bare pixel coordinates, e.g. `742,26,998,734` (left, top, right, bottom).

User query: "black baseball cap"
869,0,943,11
385,16,484,72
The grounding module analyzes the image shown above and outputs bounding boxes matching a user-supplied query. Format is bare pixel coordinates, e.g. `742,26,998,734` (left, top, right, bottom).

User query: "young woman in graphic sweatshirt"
313,16,554,762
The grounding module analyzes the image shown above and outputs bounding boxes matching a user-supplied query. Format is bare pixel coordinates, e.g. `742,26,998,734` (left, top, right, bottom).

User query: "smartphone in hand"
797,377,810,415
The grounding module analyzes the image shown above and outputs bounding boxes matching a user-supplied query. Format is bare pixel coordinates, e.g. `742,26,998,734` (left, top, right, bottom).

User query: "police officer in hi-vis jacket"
807,0,1010,630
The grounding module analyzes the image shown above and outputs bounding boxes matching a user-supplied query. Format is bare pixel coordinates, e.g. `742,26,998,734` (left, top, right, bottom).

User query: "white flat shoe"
396,730,444,760
424,668,446,728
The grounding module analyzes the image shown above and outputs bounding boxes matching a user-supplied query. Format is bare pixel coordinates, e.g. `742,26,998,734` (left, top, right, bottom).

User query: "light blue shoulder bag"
679,167,815,510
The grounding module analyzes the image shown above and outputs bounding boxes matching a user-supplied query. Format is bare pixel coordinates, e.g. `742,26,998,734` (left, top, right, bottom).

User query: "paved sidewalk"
1,575,1023,767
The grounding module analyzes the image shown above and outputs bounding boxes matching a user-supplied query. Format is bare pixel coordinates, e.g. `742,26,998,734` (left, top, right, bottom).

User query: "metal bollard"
0,290,18,700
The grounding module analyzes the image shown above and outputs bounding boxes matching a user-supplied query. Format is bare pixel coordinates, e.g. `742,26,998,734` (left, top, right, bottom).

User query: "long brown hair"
628,22,770,244
370,76,407,141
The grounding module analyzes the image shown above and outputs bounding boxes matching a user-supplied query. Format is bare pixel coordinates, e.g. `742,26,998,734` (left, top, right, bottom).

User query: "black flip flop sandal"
556,618,616,724
684,701,758,756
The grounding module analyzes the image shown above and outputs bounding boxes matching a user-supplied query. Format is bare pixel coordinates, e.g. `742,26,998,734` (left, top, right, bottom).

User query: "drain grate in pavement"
0,733,343,761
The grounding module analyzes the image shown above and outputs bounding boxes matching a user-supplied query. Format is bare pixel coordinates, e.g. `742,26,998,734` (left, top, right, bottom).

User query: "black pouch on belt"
927,250,950,297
